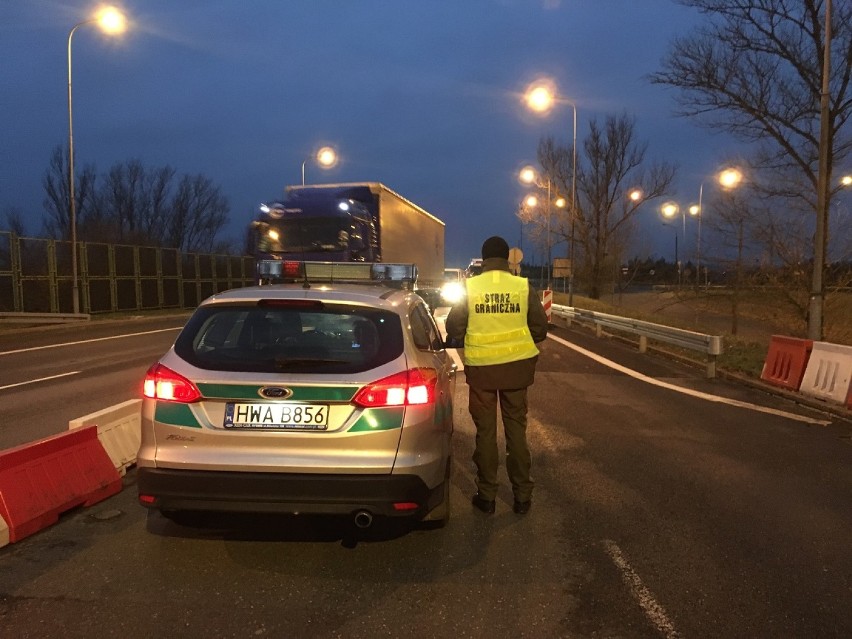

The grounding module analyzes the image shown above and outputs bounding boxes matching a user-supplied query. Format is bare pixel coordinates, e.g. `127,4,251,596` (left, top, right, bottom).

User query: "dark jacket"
445,257,548,390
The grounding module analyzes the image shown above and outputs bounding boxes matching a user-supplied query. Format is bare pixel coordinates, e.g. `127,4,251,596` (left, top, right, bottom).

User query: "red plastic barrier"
0,426,122,543
760,335,813,391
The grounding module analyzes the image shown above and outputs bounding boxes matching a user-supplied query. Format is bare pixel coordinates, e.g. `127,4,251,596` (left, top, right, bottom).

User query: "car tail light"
393,502,420,511
143,363,202,403
352,368,438,408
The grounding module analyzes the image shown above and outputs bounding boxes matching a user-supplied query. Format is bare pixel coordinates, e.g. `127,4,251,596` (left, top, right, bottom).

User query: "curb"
557,319,852,424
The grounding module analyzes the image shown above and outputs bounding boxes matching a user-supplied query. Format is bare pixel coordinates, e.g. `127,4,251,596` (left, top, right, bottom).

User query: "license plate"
224,403,329,430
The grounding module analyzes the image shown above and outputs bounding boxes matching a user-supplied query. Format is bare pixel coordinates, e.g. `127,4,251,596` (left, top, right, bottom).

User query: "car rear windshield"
174,302,404,374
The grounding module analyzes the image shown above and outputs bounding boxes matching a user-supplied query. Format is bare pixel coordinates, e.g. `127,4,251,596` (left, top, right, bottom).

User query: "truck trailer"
252,183,445,289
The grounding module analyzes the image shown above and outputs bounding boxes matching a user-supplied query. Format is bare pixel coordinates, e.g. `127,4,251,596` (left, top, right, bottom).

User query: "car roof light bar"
258,260,418,288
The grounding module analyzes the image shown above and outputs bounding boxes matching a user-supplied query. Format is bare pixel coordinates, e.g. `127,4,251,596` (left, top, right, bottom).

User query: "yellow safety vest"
464,270,540,366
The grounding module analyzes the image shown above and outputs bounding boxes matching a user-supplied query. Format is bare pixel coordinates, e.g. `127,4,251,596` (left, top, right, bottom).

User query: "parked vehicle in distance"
251,182,445,290
441,267,465,304
137,262,456,529
464,258,483,278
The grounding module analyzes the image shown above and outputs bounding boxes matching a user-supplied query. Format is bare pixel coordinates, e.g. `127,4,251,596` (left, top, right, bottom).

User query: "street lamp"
689,197,703,286
688,167,743,288
519,166,558,288
301,145,338,185
522,79,578,304
67,6,128,314
660,201,681,285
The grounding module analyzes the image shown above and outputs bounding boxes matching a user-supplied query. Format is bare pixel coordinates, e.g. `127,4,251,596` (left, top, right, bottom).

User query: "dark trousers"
468,386,533,502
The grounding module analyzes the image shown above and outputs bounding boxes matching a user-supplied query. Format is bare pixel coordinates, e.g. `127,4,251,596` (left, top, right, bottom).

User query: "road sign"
509,247,523,275
553,258,571,278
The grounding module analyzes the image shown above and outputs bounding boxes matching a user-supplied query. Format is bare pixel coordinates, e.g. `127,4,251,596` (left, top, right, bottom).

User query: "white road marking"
0,371,80,391
603,539,681,639
547,333,831,426
0,327,182,356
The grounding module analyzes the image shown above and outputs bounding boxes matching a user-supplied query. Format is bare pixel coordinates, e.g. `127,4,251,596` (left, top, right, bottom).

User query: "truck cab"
253,195,378,282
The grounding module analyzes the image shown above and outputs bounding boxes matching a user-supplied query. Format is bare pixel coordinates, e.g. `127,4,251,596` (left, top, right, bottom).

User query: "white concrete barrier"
799,342,852,407
68,399,142,476
1,512,9,548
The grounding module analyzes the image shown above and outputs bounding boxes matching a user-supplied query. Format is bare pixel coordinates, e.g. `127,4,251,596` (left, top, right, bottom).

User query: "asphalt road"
0,315,188,449
1,318,851,638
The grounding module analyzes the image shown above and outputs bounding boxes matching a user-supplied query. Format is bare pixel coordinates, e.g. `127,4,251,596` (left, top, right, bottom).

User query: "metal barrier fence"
551,303,724,378
0,232,255,315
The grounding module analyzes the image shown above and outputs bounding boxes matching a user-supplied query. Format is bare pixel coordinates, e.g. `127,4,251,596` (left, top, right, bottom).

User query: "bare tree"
39,147,231,252
3,206,27,237
528,116,676,298
167,174,229,253
91,160,177,245
649,0,852,332
41,145,97,240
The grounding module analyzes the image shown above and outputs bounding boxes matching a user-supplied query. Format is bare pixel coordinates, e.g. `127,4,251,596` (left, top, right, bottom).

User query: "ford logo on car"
259,386,292,399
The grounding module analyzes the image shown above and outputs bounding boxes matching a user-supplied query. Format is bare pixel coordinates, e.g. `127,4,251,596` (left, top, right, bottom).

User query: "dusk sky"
2,0,744,268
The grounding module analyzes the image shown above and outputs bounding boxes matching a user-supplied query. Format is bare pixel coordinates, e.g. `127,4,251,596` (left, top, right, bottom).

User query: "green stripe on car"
155,402,202,428
196,383,358,402
348,407,404,432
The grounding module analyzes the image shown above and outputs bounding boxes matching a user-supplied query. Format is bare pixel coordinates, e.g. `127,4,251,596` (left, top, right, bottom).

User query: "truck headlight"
441,282,464,304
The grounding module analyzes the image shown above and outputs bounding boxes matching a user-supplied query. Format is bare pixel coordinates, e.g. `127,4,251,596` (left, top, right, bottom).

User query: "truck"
251,182,445,290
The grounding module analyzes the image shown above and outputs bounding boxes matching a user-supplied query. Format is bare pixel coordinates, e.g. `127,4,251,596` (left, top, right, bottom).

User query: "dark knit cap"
481,235,509,260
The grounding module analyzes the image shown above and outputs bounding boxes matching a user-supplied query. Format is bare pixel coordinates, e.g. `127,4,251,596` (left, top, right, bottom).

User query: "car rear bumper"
137,467,443,518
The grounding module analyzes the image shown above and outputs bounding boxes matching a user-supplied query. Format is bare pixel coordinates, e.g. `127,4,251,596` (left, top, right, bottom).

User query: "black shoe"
513,500,531,515
471,493,496,514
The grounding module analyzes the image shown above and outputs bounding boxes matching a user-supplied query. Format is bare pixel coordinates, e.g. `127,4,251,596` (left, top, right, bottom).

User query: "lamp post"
809,0,832,341
67,6,127,314
688,168,743,288
689,188,702,287
520,167,560,289
301,146,338,185
522,193,545,284
661,201,681,285
522,80,578,304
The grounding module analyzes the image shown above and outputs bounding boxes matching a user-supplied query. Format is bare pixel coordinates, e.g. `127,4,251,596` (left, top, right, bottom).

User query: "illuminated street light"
718,168,743,190
629,188,643,202
523,80,557,115
661,201,679,218
523,79,578,303
302,145,338,185
519,165,537,185
67,5,128,314
840,175,852,186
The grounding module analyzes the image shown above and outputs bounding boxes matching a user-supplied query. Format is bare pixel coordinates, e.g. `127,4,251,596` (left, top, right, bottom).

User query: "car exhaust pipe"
353,510,373,529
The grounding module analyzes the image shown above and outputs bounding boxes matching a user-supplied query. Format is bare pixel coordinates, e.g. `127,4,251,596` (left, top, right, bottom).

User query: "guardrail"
0,312,90,324
551,303,724,378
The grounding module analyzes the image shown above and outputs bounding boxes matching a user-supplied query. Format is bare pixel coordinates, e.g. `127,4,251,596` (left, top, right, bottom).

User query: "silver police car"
137,263,455,529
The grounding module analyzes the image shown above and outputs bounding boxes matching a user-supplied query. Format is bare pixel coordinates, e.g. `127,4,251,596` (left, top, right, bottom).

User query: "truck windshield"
257,218,346,254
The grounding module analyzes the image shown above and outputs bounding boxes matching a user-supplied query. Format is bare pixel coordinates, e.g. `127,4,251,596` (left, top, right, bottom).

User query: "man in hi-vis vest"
446,236,549,515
